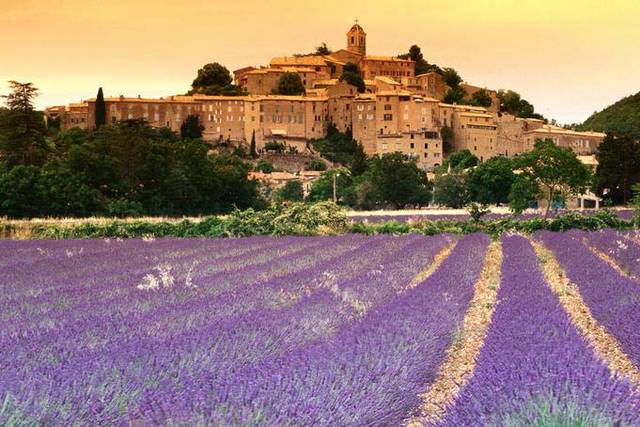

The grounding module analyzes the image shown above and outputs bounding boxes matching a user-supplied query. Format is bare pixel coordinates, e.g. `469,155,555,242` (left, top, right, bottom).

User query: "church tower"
346,21,366,56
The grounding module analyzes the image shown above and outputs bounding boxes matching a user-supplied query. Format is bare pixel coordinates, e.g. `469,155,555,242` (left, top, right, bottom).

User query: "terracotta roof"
459,112,494,119
270,56,328,66
525,125,606,138
364,56,413,62
374,76,401,85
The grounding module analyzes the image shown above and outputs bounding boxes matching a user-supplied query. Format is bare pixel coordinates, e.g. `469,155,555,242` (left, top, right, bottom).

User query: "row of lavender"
1,233,491,425
438,235,640,426
536,229,640,367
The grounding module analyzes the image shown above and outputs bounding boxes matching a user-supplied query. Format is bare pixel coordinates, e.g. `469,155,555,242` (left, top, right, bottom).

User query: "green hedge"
2,205,637,240
351,210,637,238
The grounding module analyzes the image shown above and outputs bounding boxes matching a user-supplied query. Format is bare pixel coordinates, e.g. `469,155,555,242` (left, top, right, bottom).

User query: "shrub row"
1,204,637,240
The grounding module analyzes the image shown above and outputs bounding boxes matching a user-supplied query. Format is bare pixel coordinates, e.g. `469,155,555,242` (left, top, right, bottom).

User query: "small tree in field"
515,138,592,218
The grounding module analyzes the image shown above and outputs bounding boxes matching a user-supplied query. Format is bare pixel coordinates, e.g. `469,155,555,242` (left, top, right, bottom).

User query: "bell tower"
346,20,366,56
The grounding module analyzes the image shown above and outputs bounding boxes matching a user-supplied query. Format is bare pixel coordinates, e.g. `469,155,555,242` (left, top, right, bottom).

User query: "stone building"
49,21,606,173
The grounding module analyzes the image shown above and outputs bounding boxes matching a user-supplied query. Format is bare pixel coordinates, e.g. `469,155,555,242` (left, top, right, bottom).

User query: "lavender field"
2,231,640,425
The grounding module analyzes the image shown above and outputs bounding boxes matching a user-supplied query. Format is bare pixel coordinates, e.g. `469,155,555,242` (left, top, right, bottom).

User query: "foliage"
356,152,431,209
0,120,264,218
180,114,204,140
250,130,258,159
439,149,479,172
350,142,368,176
470,89,493,108
308,158,327,171
306,168,351,203
467,156,516,205
273,180,304,203
255,159,275,173
398,44,442,75
0,81,49,167
442,67,463,88
594,133,640,204
632,183,640,225
316,42,332,55
508,175,540,215
95,87,106,129
497,89,544,120
466,202,490,221
433,173,468,208
190,62,244,96
578,91,640,140
441,126,454,154
275,72,305,96
444,86,466,104
310,124,357,164
339,63,366,93
514,138,592,218
264,141,286,153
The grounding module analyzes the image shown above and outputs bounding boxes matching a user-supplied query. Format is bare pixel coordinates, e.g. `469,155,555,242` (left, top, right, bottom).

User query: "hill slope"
578,91,640,138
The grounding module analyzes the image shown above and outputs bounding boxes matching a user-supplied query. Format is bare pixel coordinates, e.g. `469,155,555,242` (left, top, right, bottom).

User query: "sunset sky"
1,0,639,124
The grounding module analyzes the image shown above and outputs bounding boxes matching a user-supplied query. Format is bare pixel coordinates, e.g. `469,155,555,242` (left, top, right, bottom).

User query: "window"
424,152,428,158
384,104,392,110
410,142,414,148
424,143,428,149
383,114,392,121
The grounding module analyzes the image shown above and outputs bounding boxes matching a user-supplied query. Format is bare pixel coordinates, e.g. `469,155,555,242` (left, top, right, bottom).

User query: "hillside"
578,91,640,138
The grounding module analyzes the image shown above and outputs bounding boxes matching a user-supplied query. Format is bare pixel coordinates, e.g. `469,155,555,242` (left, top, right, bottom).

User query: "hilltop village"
46,22,605,172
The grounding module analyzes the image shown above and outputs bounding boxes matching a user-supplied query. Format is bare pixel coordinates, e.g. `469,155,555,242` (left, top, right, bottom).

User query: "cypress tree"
95,87,106,129
250,130,258,158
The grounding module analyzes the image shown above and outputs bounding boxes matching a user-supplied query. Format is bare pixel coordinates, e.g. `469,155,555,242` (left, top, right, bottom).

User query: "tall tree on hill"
0,81,48,166
95,87,106,129
275,73,306,96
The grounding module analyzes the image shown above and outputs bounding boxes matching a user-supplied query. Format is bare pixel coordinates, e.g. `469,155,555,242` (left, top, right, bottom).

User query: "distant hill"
577,91,640,139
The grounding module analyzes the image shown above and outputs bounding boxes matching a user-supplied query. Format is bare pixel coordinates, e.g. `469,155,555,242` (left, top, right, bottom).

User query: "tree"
309,158,327,171
578,91,640,140
442,149,479,171
180,114,203,140
190,62,243,96
274,180,304,203
192,62,232,89
255,159,275,173
350,142,368,176
442,68,463,88
275,72,305,96
307,168,351,203
444,86,466,104
339,62,365,93
310,124,357,164
594,133,640,205
433,173,468,208
95,87,106,129
467,156,516,205
399,45,442,76
315,42,332,55
250,130,258,159
0,81,49,166
498,89,543,119
471,89,493,108
361,152,431,208
508,175,539,215
515,138,592,218
441,126,455,154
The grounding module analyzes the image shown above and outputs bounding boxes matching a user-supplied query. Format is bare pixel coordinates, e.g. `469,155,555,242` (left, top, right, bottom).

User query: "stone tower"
346,21,366,56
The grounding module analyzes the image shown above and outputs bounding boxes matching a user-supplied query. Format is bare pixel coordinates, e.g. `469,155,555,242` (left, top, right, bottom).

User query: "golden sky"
1,0,639,124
